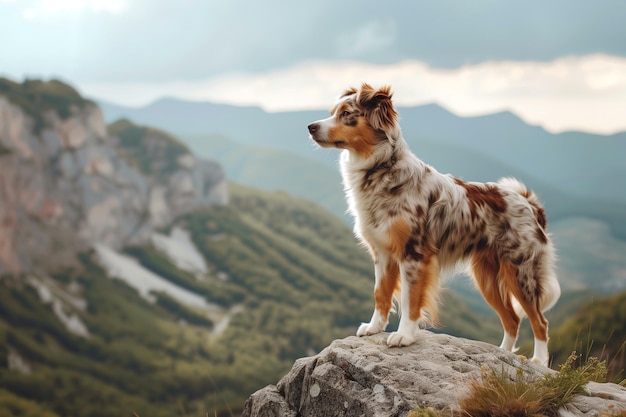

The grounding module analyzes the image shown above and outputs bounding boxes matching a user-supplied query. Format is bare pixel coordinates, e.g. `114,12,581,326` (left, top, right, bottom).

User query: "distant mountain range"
98,97,626,205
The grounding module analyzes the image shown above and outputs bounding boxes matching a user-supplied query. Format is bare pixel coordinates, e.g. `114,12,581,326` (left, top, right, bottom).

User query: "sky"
1,0,626,134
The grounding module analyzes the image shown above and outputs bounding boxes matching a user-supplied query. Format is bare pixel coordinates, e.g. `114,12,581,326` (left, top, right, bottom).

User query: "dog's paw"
356,322,384,337
386,331,416,347
530,356,548,367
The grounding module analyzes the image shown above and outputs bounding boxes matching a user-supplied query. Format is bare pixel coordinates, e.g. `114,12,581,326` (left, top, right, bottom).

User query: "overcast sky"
2,0,626,134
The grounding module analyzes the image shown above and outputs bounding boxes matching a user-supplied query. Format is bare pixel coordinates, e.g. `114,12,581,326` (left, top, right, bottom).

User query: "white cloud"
80,54,626,135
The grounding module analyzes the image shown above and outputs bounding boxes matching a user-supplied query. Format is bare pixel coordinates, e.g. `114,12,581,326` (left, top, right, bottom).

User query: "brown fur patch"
404,235,423,262
535,227,548,244
327,117,380,159
387,217,412,260
498,257,548,342
355,83,398,131
471,251,520,338
408,254,440,323
341,87,358,98
455,179,507,218
428,189,441,207
374,261,400,319
533,204,547,229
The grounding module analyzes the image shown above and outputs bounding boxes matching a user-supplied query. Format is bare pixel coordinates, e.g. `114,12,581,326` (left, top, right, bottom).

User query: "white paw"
357,322,384,337
386,331,416,347
531,339,549,367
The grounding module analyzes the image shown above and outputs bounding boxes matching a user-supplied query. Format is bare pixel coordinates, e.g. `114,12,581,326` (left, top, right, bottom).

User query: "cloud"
335,19,397,57
80,54,626,135
3,1,626,84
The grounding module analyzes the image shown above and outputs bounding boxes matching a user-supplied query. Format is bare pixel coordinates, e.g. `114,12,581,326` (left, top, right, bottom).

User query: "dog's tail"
498,177,560,314
498,177,547,229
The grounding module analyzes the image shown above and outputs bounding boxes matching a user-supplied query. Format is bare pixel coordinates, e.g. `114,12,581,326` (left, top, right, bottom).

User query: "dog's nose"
308,123,319,134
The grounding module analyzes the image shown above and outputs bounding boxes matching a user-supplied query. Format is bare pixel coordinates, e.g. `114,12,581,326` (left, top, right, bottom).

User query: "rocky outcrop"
243,332,626,417
0,86,227,275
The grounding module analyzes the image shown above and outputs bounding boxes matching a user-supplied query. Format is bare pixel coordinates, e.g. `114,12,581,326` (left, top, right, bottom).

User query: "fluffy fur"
307,83,561,366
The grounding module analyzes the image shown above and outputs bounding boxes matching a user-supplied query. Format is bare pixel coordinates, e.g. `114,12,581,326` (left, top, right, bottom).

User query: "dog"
307,83,561,366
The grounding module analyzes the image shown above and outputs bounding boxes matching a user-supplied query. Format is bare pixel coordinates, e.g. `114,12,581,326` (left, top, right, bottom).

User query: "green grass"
548,291,626,382
0,388,60,417
109,119,191,178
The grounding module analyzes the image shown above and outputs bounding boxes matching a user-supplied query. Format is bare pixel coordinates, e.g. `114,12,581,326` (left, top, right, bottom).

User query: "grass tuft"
459,352,608,417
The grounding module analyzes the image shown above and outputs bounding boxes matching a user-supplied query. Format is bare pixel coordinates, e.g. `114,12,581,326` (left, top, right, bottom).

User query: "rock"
243,385,297,417
242,332,626,417
0,85,228,275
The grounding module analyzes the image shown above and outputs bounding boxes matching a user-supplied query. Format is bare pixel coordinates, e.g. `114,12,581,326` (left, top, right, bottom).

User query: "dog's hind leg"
503,258,553,366
471,251,521,352
387,254,440,347
357,254,400,337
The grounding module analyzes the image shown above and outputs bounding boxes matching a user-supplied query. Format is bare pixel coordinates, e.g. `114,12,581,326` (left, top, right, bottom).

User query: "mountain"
0,79,226,275
181,133,350,222
98,97,626,206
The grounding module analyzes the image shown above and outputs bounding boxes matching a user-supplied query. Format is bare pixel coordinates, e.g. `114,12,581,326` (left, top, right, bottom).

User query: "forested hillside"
549,291,626,381
0,183,503,416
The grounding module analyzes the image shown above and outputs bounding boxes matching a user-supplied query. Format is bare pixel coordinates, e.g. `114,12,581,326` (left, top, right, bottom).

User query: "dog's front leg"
357,255,399,337
387,255,440,347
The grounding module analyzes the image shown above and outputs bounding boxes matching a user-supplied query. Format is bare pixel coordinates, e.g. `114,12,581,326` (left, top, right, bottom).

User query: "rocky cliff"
0,79,227,275
243,332,626,417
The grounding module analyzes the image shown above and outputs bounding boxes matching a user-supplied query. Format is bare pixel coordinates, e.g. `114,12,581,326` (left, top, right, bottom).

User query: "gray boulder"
243,332,626,417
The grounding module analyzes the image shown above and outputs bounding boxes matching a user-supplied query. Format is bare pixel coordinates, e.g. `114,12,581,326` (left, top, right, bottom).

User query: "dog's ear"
340,87,357,98
356,83,397,131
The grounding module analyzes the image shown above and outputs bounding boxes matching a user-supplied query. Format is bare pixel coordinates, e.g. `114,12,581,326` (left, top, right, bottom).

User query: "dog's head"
307,83,399,159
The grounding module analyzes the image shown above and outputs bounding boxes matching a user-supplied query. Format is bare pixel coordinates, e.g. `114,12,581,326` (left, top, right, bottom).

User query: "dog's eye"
341,110,350,117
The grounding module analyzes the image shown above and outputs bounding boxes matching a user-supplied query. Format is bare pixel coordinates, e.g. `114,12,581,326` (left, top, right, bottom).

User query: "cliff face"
0,86,227,275
243,332,626,417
